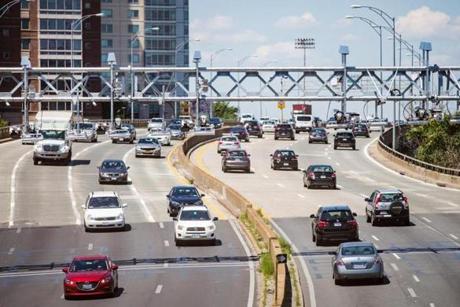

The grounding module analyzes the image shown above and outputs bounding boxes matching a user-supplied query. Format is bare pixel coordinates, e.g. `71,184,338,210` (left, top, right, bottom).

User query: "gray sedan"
332,242,384,285
135,137,161,158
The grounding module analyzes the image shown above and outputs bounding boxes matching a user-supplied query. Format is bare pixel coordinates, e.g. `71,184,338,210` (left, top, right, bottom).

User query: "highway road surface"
191,130,460,307
0,131,256,307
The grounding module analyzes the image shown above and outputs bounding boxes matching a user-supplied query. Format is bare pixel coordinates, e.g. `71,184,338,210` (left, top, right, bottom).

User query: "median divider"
170,129,289,307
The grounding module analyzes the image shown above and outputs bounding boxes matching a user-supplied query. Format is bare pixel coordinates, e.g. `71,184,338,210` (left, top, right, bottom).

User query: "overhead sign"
277,100,285,110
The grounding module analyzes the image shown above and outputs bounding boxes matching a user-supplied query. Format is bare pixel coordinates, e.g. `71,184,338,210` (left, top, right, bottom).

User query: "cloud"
340,33,360,43
274,11,316,29
397,6,460,39
252,41,300,64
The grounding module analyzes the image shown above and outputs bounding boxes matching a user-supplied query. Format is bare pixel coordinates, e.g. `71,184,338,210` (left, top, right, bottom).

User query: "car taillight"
219,141,222,144
347,219,358,228
331,172,336,178
308,172,315,179
234,142,239,145
375,194,381,204
403,196,409,206
318,220,328,228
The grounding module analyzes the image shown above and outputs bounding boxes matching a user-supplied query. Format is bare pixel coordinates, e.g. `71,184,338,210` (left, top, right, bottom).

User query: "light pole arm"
365,5,395,29
0,0,20,18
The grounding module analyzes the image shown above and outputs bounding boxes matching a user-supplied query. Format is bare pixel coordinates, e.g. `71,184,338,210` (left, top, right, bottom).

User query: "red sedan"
62,255,119,299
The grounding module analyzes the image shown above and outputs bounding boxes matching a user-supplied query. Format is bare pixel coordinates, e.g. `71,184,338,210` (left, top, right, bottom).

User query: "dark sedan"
352,123,370,137
270,149,298,170
98,160,129,184
245,120,263,138
222,149,251,173
334,131,356,150
230,126,250,142
308,128,328,144
209,117,223,129
274,124,295,140
303,164,336,189
166,186,205,217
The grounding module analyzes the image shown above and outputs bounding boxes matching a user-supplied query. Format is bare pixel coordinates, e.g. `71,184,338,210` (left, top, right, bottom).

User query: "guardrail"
378,127,460,177
171,129,288,307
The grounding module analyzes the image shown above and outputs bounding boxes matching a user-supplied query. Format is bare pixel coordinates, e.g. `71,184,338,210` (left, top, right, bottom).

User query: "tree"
213,101,238,120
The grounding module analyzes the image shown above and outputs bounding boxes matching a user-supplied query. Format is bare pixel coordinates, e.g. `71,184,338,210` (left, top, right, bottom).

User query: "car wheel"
291,137,295,140
303,179,307,188
274,137,278,140
371,214,378,226
312,230,316,242
334,275,341,285
315,235,321,246
308,140,312,144
366,209,371,223
246,168,250,173
112,140,116,144
64,294,71,300
325,141,328,144
84,224,91,233
258,135,262,138
130,139,134,144
175,239,182,246
403,217,410,226
352,145,356,150
334,145,337,150
33,158,38,165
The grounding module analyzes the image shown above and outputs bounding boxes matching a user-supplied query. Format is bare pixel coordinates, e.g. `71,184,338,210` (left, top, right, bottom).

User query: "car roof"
73,255,109,261
319,205,351,211
308,164,333,168
172,185,198,189
376,189,403,194
336,129,353,133
339,241,375,248
102,159,124,163
90,191,118,198
181,205,208,212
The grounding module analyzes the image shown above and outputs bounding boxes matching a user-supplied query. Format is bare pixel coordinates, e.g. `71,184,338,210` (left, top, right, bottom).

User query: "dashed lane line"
390,263,399,271
422,217,432,223
88,243,93,251
8,248,15,255
155,284,163,294
371,235,380,241
16,228,21,234
413,274,420,282
164,240,170,247
159,222,164,229
297,194,305,199
449,234,459,240
276,183,285,188
407,288,417,298
392,253,401,260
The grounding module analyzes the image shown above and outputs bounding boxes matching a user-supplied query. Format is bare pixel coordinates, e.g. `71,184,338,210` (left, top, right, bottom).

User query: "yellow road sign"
277,100,285,110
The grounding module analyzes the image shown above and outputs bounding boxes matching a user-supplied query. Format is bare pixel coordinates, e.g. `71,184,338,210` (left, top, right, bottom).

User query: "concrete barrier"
0,127,11,141
172,130,288,307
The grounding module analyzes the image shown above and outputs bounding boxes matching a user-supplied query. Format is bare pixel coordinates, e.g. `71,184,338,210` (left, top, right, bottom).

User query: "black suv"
274,124,295,140
245,120,263,138
334,131,356,150
310,205,359,246
303,164,336,189
270,149,298,170
230,126,250,142
352,123,370,138
166,186,205,217
365,189,410,226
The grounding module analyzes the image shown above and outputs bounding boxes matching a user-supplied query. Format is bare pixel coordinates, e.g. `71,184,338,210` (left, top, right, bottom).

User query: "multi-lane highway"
191,131,460,307
0,131,255,307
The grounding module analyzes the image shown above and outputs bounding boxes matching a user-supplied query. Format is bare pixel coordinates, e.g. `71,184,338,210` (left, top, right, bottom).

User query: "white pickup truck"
33,130,72,165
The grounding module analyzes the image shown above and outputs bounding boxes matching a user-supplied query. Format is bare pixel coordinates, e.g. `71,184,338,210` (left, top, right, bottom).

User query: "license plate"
380,211,388,215
353,264,366,269
320,175,326,179
82,284,92,290
334,222,342,227
283,163,289,166
119,138,123,141
342,138,347,141
384,214,392,217
192,234,200,238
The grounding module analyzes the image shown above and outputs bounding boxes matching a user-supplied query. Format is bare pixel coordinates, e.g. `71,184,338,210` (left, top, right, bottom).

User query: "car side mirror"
295,155,299,158
172,217,178,221
111,264,118,270
309,214,315,218
247,154,251,157
270,154,273,157
213,217,218,221
127,166,130,170
352,212,357,217
364,198,370,202
201,194,205,197
62,267,69,273
122,203,128,208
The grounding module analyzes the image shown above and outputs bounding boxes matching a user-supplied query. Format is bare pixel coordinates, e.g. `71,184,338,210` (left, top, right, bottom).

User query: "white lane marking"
87,243,93,251
163,263,169,268
447,202,459,207
336,184,344,189
429,303,435,307
16,228,21,234
228,219,256,307
123,147,155,223
9,150,32,228
392,253,401,260
327,156,332,160
159,222,164,229
407,288,417,298
271,220,316,307
422,217,432,223
390,263,399,271
297,194,305,199
360,193,368,198
262,174,268,179
412,274,420,282
276,183,285,188
449,234,459,240
164,240,169,247
335,162,340,166
415,193,428,198
8,248,15,255
371,235,380,241
155,284,163,294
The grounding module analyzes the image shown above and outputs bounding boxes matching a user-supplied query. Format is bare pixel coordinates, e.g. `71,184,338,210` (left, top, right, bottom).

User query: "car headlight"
171,201,181,207
87,215,94,220
177,225,184,231
101,172,109,177
59,145,69,153
100,275,112,284
194,200,204,206
34,144,43,151
117,213,124,220
207,225,215,231
64,278,75,285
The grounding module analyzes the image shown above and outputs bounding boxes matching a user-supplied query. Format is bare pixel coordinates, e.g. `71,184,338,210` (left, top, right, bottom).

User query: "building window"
128,10,139,18
128,0,139,3
101,53,108,64
21,19,30,30
84,2,91,9
21,39,31,49
102,39,113,48
102,24,113,33
21,0,29,9
128,24,139,33
129,39,139,48
102,9,112,18
129,54,140,64
101,0,112,2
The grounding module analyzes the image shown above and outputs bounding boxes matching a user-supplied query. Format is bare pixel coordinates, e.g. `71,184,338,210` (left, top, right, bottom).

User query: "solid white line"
371,235,380,241
88,243,93,251
123,147,155,223
228,219,255,307
297,194,305,199
163,263,168,268
271,220,316,307
16,228,21,234
336,184,344,189
449,234,459,240
422,217,432,223
360,193,368,198
407,288,417,297
8,248,15,255
155,284,163,294
164,240,169,247
412,274,420,282
429,303,435,307
390,263,399,271
327,156,332,160
9,150,32,228
447,202,459,207
415,193,428,198
392,253,401,260
159,222,164,229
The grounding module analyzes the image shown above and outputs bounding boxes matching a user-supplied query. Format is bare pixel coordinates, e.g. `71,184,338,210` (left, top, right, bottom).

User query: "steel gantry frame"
0,65,460,105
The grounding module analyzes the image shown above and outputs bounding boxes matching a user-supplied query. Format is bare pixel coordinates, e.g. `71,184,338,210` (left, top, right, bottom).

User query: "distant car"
98,159,129,184
135,137,161,158
365,189,410,226
262,120,276,133
270,149,298,170
334,131,356,150
308,128,328,144
167,186,205,217
209,117,223,129
68,123,98,142
274,123,295,140
217,135,241,153
174,205,218,246
221,149,251,173
147,129,171,146
21,132,43,145
109,129,134,144
326,120,339,130
245,120,263,138
148,118,165,131
121,123,137,140
310,205,359,246
240,113,254,124
352,123,370,138
230,126,250,142
259,117,270,123
332,242,384,285
303,164,336,189
168,124,186,140
62,255,119,299
82,191,127,231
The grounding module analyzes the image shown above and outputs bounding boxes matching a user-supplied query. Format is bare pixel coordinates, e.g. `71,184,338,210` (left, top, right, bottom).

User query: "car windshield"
296,116,311,121
321,210,353,221
312,129,326,134
379,193,403,202
277,151,295,157
112,130,128,134
210,118,221,123
277,124,291,129
41,130,66,140
341,245,376,256
228,151,246,157
180,210,211,221
311,165,333,172
138,138,158,144
150,119,163,123
337,132,352,138
70,259,108,272
264,121,275,125
222,137,237,142
169,124,182,130
101,161,126,170
78,123,93,130
173,187,199,196
231,127,245,132
88,197,120,209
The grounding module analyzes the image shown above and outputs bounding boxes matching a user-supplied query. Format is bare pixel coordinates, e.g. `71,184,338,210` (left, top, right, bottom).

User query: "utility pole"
339,45,349,113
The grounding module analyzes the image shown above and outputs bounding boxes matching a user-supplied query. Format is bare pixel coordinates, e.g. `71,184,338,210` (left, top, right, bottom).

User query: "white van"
240,113,254,124
293,114,313,133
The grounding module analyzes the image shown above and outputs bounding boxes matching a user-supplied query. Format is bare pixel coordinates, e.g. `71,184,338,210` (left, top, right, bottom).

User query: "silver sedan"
332,242,384,285
135,137,161,158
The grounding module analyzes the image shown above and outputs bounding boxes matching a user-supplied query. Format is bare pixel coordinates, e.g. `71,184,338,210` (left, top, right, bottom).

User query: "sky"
188,0,460,120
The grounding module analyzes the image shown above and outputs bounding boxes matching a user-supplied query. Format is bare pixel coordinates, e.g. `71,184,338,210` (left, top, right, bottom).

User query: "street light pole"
193,51,202,127
0,0,30,19
20,56,30,132
295,38,315,95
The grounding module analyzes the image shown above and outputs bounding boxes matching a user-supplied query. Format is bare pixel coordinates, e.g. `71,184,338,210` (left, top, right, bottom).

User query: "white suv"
82,191,127,232
174,206,218,246
217,135,240,153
